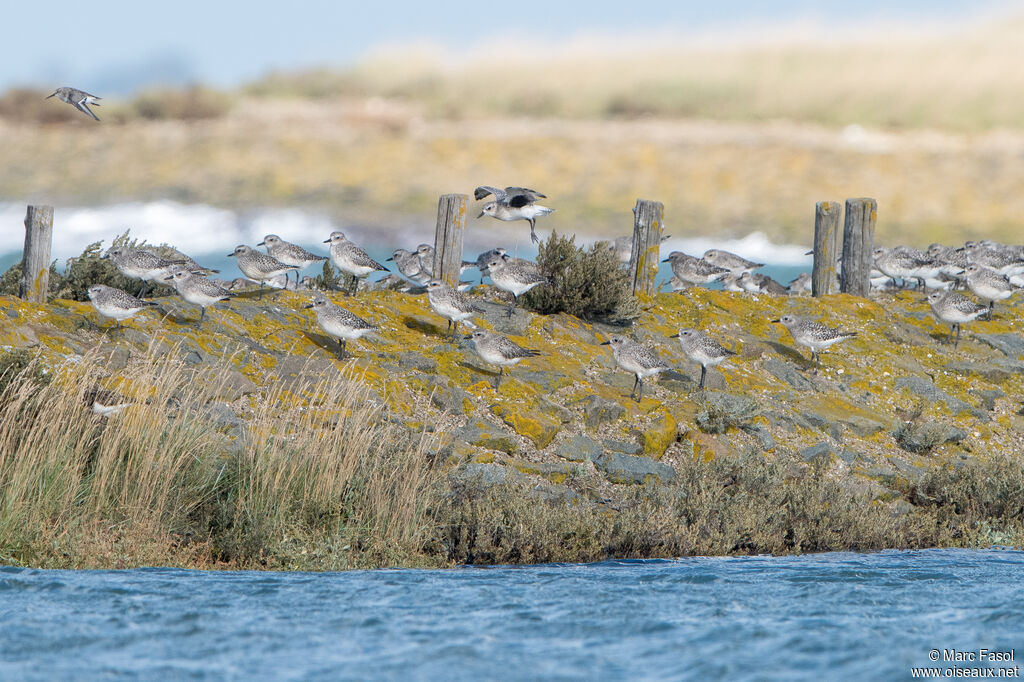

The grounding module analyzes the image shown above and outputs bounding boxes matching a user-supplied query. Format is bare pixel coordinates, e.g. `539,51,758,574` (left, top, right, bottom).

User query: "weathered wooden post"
628,199,664,297
839,197,876,296
19,205,54,303
811,201,841,297
432,194,467,288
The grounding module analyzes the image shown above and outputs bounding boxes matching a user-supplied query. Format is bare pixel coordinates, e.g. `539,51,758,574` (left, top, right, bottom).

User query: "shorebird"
474,186,554,244
787,272,812,295
227,245,298,298
303,294,377,359
927,290,989,348
83,386,133,418
257,235,328,285
608,234,672,266
465,330,541,388
963,242,1024,277
387,248,431,286
737,272,788,296
771,314,857,373
662,252,730,286
873,247,941,289
324,231,389,295
601,335,670,402
86,284,156,329
46,86,101,121
164,266,232,323
486,256,548,317
670,328,737,389
475,247,506,282
703,249,763,275
962,264,1018,315
426,279,483,340
103,247,179,297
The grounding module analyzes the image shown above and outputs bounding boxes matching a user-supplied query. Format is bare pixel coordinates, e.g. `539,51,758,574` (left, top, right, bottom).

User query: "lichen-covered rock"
555,434,603,462
642,408,677,457
976,333,1024,358
578,394,625,428
454,421,518,455
595,451,676,484
800,442,834,464
895,376,984,420
489,403,561,449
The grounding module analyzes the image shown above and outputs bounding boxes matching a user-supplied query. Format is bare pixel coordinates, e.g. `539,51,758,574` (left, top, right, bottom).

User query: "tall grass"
0,347,443,569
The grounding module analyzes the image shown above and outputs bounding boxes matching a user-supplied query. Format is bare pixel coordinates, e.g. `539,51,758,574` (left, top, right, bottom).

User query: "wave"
0,201,810,266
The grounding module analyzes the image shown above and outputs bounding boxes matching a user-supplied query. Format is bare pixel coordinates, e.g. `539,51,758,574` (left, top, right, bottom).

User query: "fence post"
19,205,54,303
433,194,467,288
812,201,841,297
628,199,664,297
839,197,876,296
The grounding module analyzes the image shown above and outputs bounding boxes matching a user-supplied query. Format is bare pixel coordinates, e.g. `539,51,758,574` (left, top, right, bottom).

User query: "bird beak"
668,333,679,338
100,253,109,260
600,341,611,345
464,335,473,339
302,303,314,309
323,238,331,243
661,258,670,263
476,211,485,218
227,252,236,257
45,92,56,99
770,318,781,323
256,241,265,246
164,275,174,281
385,257,393,261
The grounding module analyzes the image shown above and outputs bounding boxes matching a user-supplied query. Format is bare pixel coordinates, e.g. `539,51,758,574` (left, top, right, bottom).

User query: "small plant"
310,260,344,291
0,349,51,398
894,420,962,454
521,231,640,322
0,261,65,298
695,392,760,434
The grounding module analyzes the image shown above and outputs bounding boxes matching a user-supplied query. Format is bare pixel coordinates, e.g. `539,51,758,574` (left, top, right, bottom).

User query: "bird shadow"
764,340,812,367
303,331,344,357
402,315,451,339
458,361,500,378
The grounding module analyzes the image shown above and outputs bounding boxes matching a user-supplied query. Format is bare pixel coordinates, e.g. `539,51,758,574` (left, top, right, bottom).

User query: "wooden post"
628,199,664,297
433,194,467,288
811,201,841,297
839,197,877,296
19,205,54,303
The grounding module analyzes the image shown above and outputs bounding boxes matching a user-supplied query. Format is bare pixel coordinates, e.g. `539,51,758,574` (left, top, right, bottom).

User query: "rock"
970,388,1005,412
425,376,469,415
695,391,759,434
660,369,698,394
763,354,816,390
517,370,573,392
895,375,984,420
946,360,1024,384
540,397,573,424
449,462,581,503
800,442,834,464
838,449,859,465
489,403,561,449
555,434,603,462
976,333,1024,359
642,409,677,457
743,425,776,451
602,438,641,455
216,370,257,401
804,401,888,437
510,458,576,484
578,394,626,429
595,451,676,484
453,420,518,455
397,352,438,373
102,346,130,371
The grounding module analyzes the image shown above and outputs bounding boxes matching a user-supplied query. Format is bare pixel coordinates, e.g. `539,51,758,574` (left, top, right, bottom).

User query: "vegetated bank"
1,245,1023,570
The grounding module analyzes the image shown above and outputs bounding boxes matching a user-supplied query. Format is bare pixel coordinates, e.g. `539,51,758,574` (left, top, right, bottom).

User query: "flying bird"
46,87,102,121
474,186,553,244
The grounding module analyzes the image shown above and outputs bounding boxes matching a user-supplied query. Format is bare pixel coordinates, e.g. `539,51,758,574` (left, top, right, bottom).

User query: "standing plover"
475,247,506,282
670,328,737,389
703,249,763,275
963,264,1017,315
787,272,812,295
771,314,856,373
873,247,941,289
465,330,541,387
102,246,182,297
164,265,232,323
737,272,787,296
662,252,730,286
227,245,298,298
474,186,554,244
387,248,431,286
486,257,548,317
609,234,672,266
926,290,988,347
963,242,1024,277
601,335,670,402
324,231,389,295
303,294,377,359
46,87,101,121
87,284,156,329
257,234,328,285
426,280,483,340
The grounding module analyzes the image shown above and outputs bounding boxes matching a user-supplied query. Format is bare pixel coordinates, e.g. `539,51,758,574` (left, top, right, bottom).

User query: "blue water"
1,549,1021,681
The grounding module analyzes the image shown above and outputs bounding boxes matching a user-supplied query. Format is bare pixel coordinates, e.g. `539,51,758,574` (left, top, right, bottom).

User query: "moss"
643,409,678,457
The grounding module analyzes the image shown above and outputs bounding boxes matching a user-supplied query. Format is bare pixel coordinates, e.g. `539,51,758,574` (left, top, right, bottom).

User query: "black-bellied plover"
670,328,737,389
102,246,181,297
662,251,730,286
962,264,1017,315
257,234,328,285
387,248,431,286
86,284,156,329
926,290,989,347
873,247,943,289
303,294,377,359
474,186,554,244
46,86,101,121
426,279,483,340
787,272,812,295
227,245,298,298
83,386,132,418
164,265,232,323
963,242,1024,277
486,256,548,317
771,314,856,373
737,271,787,296
609,234,671,265
465,330,541,387
324,231,389,295
601,335,670,402
703,249,763,275
475,247,506,282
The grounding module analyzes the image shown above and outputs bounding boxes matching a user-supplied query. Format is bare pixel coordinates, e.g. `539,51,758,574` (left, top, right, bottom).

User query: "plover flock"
71,180,1021,402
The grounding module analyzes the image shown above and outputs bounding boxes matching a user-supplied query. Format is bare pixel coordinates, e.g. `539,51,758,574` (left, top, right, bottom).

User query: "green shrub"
521,231,640,322
0,348,51,398
0,261,65,298
695,392,760,433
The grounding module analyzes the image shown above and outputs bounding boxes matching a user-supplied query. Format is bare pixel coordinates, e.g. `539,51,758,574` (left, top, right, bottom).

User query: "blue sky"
0,0,1013,93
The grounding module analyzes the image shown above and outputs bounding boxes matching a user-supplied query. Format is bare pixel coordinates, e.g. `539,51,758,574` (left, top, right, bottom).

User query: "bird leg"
637,378,644,402
348,275,359,296
451,320,459,341
954,323,961,348
199,307,206,323
337,339,348,359
506,294,517,319
529,218,539,244
699,365,707,390
494,367,504,389
630,375,639,401
137,282,150,298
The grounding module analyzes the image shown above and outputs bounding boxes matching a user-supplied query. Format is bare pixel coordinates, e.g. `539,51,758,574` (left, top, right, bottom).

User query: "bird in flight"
46,86,102,121
474,186,553,244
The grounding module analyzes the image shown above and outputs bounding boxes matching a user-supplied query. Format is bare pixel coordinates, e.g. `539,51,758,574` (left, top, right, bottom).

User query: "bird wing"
505,187,546,207
474,186,506,201
349,246,390,272
74,96,100,121
496,335,540,358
